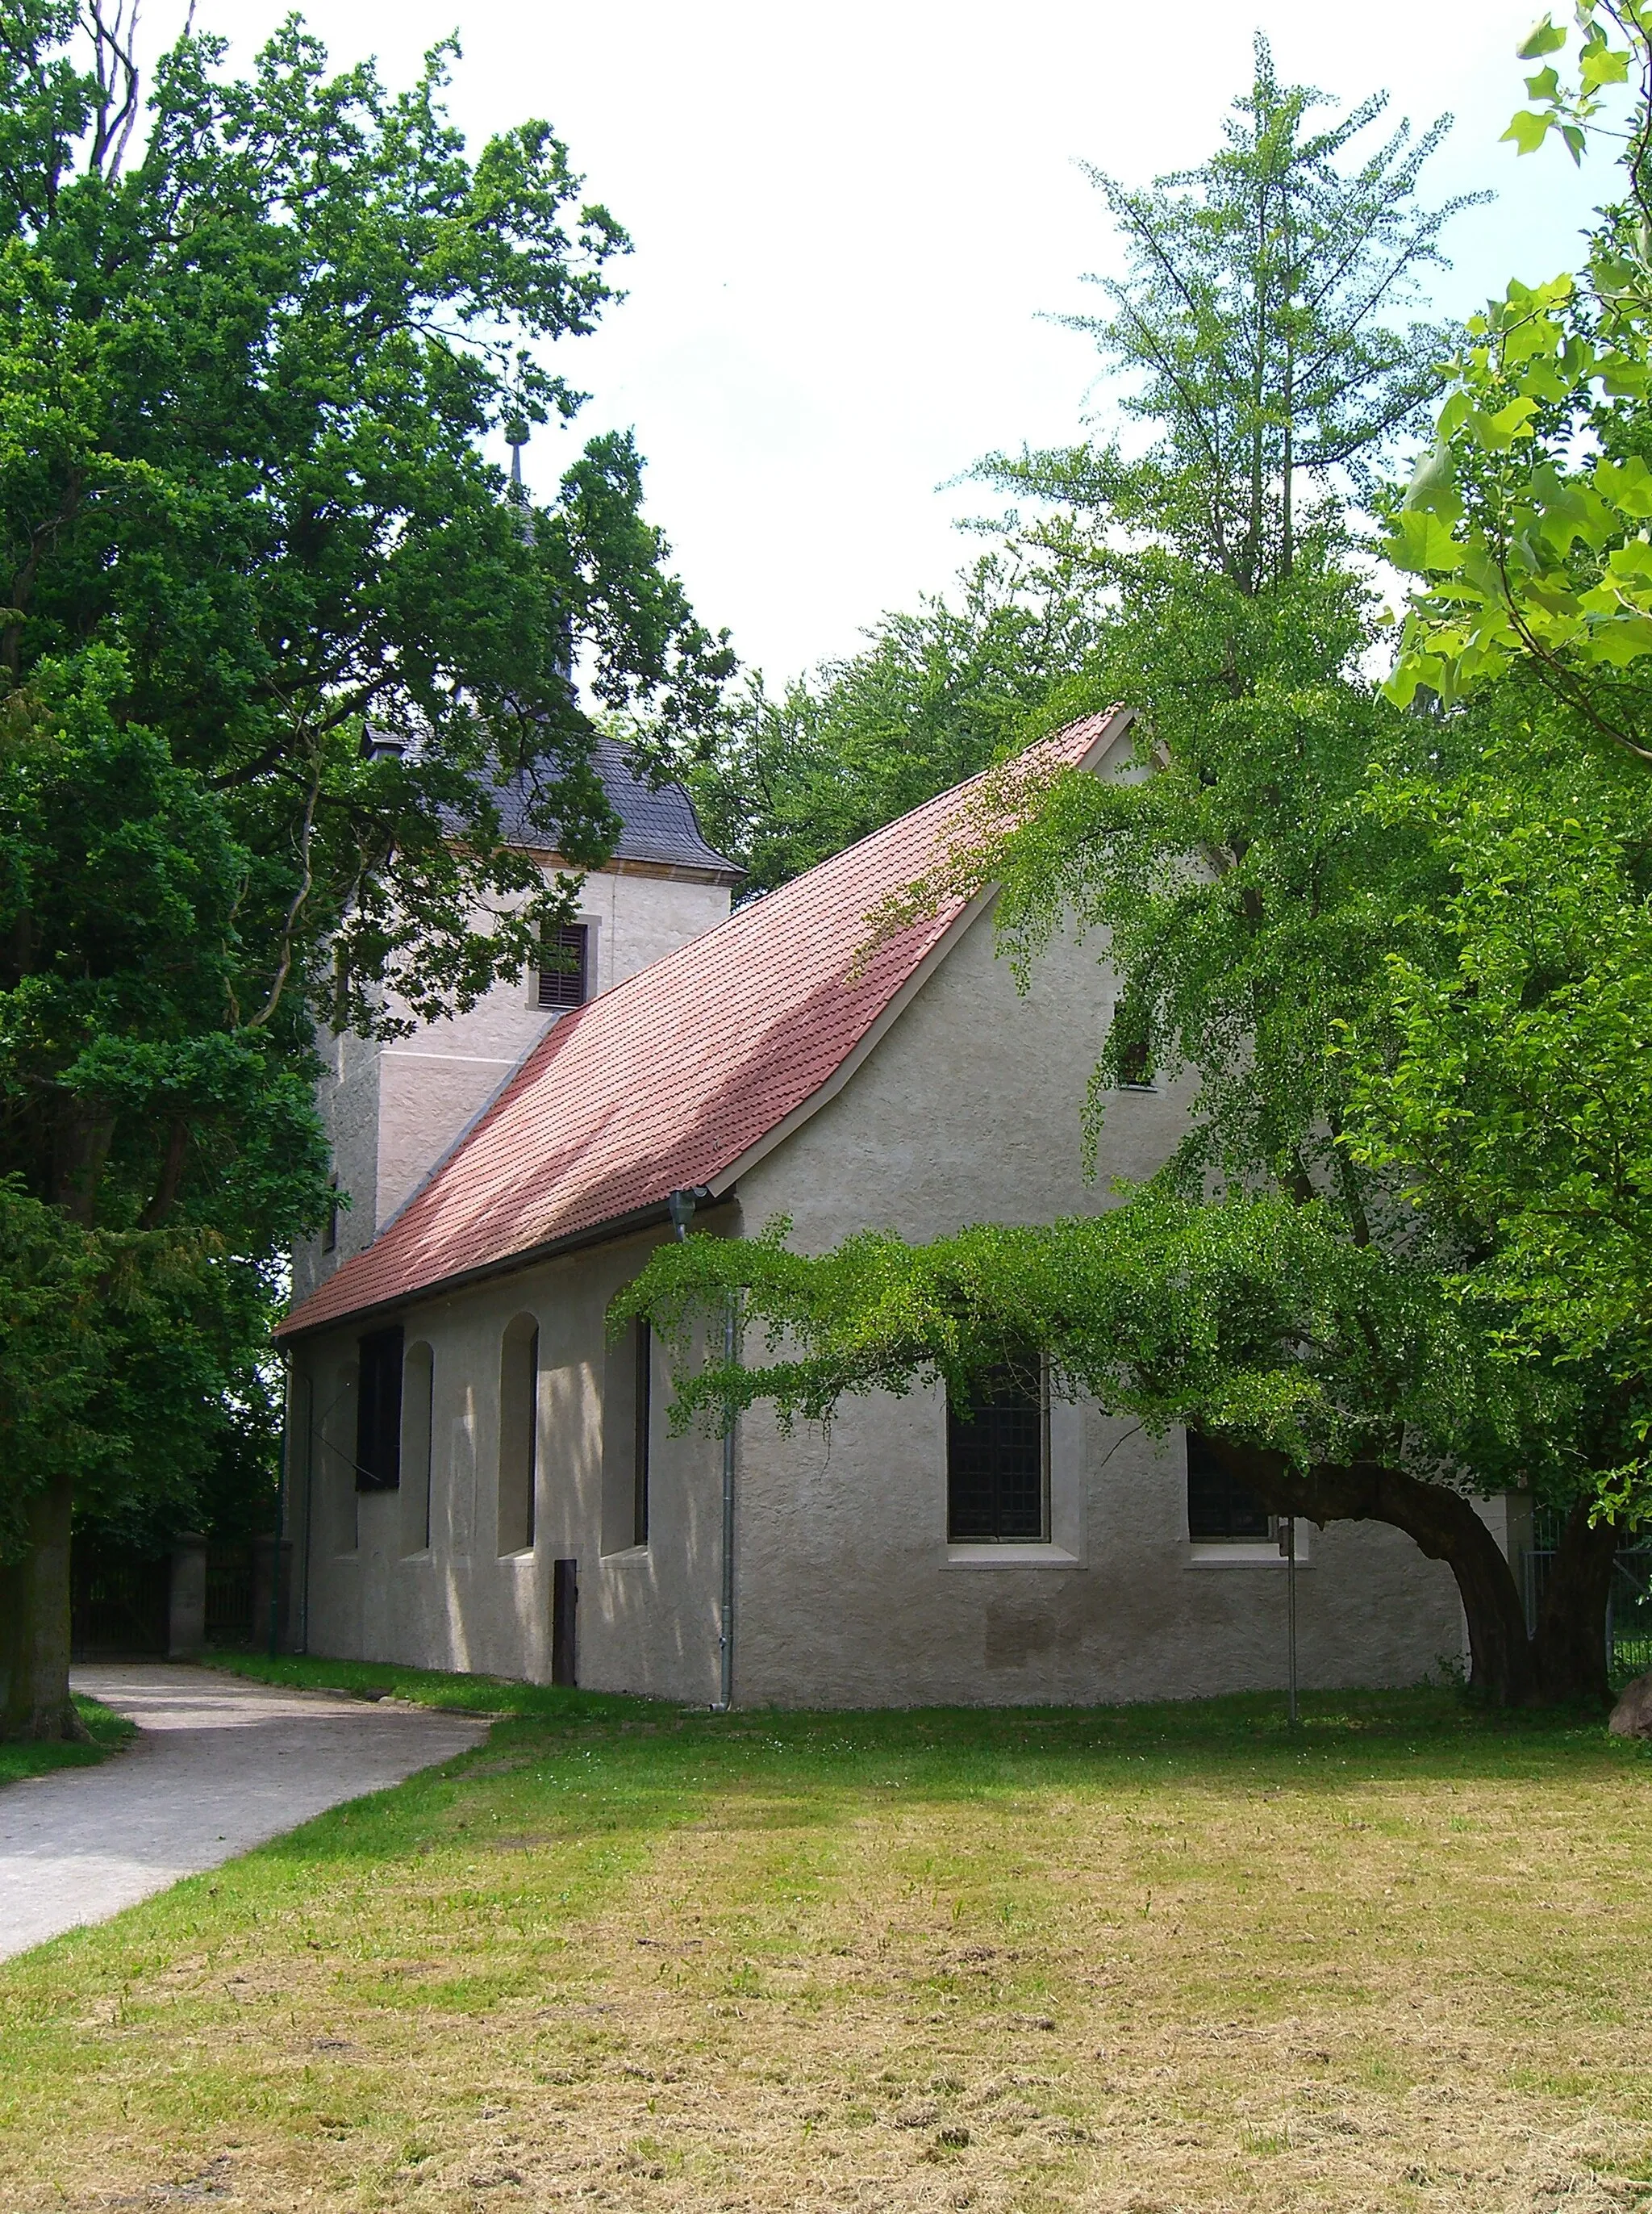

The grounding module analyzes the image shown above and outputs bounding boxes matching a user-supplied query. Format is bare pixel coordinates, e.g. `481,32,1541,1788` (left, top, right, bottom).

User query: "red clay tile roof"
280,712,1129,1338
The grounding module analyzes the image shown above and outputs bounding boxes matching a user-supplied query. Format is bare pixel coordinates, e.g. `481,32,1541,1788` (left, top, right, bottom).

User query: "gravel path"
0,1664,487,1962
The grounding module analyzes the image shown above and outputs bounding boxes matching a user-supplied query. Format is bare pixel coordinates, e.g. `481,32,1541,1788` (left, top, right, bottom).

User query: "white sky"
148,0,1607,685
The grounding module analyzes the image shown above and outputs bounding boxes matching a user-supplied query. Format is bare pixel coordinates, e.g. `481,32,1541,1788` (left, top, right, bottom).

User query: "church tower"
294,741,740,1305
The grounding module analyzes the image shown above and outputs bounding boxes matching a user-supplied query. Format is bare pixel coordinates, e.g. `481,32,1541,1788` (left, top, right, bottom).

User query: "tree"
0,6,732,1737
1385,1,1652,742
979,33,1473,601
624,56,1637,1706
683,554,1099,896
1350,7,1652,1531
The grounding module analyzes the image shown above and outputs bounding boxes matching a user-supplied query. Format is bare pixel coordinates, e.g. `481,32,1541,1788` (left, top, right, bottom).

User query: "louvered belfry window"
947,1360,1048,1542
536,922,590,1009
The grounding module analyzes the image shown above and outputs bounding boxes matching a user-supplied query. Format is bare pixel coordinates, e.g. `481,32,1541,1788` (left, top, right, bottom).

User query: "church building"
277,712,1474,1706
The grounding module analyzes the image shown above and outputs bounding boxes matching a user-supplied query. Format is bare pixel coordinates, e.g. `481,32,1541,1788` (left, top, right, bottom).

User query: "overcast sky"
146,1,1607,685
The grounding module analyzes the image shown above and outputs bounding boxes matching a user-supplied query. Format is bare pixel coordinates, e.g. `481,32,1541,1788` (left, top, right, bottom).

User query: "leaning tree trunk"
0,1473,85,1741
1533,1498,1619,1707
1209,1440,1539,1707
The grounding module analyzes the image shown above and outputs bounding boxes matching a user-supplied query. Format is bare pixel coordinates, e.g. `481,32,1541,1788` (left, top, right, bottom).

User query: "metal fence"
70,1542,169,1659
1521,1508,1652,1686
205,1544,255,1649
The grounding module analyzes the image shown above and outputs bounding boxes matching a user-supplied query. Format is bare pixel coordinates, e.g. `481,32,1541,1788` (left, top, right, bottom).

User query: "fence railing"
1520,1511,1652,1687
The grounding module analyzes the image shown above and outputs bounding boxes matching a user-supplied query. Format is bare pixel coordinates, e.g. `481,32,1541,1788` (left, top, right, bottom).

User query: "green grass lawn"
2,1674,1649,2212
0,1694,133,1788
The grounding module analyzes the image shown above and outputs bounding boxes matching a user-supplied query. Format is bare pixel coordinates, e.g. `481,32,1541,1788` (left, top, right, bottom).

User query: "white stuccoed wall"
287,892,1467,1707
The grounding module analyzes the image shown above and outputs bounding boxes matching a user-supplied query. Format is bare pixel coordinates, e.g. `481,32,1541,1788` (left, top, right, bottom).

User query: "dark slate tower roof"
482,738,740,882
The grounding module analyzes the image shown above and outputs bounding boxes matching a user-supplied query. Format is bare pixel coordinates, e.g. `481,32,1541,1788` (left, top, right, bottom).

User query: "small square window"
536,922,590,1010
1187,1430,1272,1541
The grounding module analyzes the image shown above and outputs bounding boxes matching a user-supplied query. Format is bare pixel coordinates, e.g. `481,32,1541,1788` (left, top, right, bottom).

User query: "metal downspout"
717,1293,737,1712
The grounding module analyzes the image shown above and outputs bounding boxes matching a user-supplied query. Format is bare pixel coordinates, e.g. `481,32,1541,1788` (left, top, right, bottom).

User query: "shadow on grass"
196,1656,1646,1878
0,1698,135,1791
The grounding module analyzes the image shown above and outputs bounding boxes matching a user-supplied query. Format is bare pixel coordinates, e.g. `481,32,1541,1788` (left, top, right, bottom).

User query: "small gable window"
536,922,590,1010
947,1361,1048,1543
1186,1429,1272,1541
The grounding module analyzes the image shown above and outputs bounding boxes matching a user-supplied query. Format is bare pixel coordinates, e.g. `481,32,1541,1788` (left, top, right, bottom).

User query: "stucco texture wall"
729,902,1465,1708
290,1219,732,1702
289,889,1465,1711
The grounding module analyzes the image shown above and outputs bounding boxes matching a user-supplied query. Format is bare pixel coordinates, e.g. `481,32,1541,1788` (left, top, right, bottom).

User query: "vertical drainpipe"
717,1293,737,1713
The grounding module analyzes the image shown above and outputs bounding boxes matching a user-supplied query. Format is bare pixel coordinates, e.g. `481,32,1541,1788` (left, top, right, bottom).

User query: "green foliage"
1340,688,1652,1497
684,556,1100,896
1383,3,1652,746
619,1196,1544,1497
0,10,731,1588
987,38,1470,600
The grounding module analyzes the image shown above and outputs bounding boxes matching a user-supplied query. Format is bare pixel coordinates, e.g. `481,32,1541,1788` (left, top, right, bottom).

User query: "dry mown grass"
2,1683,1650,2212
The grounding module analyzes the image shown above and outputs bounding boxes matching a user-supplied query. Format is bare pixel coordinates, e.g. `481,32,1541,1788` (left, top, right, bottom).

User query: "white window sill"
945,1544,1083,1569
1186,1544,1312,1569
398,1548,433,1565
497,1546,537,1564
601,1544,653,1568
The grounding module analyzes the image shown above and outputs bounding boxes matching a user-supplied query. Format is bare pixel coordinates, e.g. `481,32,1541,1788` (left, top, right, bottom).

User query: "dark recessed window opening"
536,921,590,1009
498,1316,539,1556
1113,997,1155,1090
322,1174,340,1252
1186,1429,1272,1541
947,1361,1047,1543
356,1325,404,1492
633,1318,652,1548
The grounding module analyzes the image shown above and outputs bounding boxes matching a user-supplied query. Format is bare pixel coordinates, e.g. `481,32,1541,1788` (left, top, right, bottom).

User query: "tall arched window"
602,1317,651,1553
401,1342,435,1556
498,1315,540,1556
324,1364,358,1555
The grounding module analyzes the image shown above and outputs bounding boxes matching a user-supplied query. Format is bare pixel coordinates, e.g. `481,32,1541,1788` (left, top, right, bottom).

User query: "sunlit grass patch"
1,1686,1649,2210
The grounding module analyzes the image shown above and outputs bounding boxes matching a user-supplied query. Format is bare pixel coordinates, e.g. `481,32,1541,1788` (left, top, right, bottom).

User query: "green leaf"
1404,438,1463,518
1502,110,1555,155
1388,509,1462,574
1595,455,1652,516
1516,15,1566,56
1525,64,1563,99
1587,612,1652,663
1579,40,1631,90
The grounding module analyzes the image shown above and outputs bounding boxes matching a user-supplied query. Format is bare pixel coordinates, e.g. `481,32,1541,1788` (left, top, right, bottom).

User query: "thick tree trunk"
1208,1440,1539,1707
0,1473,85,1741
1533,1499,1618,1707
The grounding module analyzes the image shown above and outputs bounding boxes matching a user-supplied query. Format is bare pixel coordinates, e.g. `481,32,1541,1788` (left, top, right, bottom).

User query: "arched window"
323,1364,358,1555
498,1316,540,1556
400,1342,434,1556
602,1316,652,1553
